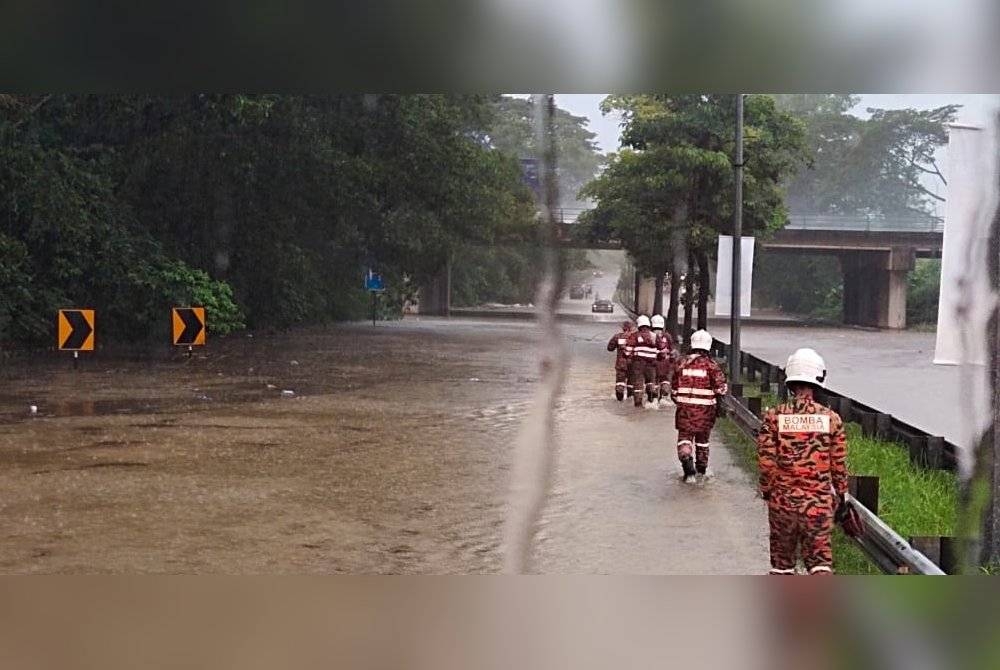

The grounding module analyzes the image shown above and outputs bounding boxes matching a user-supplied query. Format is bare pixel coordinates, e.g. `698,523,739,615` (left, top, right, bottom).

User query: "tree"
0,94,538,344
775,95,958,218
450,96,604,307
488,96,604,209
581,94,807,334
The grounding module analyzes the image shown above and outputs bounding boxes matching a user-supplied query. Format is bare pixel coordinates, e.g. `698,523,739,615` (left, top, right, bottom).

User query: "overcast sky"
555,93,999,154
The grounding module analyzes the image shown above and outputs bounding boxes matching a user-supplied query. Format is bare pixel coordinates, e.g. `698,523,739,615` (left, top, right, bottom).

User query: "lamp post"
729,93,744,383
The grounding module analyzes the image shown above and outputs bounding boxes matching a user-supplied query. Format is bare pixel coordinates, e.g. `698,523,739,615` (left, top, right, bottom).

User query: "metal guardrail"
718,365,946,575
559,211,944,233
786,213,944,234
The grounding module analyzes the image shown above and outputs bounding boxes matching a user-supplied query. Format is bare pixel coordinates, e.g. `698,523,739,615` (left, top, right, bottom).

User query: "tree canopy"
774,94,958,218
488,96,604,210
582,94,807,274
0,94,538,346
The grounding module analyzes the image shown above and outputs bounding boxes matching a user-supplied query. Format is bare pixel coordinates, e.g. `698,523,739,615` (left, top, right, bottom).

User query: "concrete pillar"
418,262,451,316
841,248,914,329
883,247,915,330
636,276,656,315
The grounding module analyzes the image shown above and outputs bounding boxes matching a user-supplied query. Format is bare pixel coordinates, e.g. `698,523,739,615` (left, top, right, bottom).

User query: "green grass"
719,417,958,575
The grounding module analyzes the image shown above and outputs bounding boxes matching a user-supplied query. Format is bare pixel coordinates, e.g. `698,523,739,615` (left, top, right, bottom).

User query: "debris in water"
266,384,277,390
29,405,38,415
290,360,300,366
468,377,481,382
281,390,296,398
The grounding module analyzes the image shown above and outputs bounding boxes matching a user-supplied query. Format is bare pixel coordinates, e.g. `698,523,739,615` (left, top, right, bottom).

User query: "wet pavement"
0,311,768,574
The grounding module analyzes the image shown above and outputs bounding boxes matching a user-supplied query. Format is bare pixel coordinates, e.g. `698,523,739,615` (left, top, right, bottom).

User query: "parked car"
591,298,614,313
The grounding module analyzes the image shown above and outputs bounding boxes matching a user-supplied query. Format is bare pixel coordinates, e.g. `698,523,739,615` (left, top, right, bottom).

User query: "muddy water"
0,318,767,573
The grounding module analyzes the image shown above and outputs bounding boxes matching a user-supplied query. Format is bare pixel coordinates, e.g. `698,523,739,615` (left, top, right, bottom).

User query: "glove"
835,498,865,539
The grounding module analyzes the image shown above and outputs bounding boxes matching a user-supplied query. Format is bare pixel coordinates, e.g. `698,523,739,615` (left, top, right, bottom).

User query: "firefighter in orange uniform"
606,320,634,401
757,348,848,575
670,329,727,483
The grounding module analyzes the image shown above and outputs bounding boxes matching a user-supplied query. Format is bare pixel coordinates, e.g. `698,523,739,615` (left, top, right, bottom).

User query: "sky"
555,93,999,154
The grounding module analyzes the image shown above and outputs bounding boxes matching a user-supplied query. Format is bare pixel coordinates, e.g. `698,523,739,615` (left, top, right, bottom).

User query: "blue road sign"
365,269,385,292
520,158,541,197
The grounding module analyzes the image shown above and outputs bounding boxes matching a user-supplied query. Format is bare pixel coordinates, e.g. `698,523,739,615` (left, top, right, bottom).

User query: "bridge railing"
786,214,944,233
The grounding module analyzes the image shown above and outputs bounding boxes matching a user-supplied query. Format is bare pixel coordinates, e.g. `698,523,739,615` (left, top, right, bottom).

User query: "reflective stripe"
682,369,708,378
676,396,716,406
677,440,694,446
675,387,715,396
769,568,796,575
615,382,626,387
808,566,833,574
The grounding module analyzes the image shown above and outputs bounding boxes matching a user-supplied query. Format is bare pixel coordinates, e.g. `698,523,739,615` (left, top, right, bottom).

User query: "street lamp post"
729,93,744,383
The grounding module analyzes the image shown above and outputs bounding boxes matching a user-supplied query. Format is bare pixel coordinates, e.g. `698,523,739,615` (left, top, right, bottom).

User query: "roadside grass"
719,416,957,575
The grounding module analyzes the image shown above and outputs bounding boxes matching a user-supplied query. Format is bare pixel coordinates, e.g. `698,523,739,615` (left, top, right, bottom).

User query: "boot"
615,388,625,401
680,456,696,483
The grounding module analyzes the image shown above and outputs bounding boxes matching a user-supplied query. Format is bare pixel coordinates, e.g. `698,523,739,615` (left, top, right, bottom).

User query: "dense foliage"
1,94,541,347
451,95,603,306
580,94,808,330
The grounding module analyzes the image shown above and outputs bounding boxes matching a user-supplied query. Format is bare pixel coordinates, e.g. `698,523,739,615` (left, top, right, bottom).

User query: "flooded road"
721,325,990,449
0,314,767,574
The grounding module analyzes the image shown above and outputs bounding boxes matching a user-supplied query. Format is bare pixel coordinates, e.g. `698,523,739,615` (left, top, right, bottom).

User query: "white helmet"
636,315,652,329
690,329,713,351
784,348,827,388
650,314,665,330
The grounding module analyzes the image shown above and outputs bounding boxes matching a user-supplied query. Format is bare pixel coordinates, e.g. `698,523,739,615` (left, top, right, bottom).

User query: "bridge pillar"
418,262,451,316
841,248,914,329
635,276,657,315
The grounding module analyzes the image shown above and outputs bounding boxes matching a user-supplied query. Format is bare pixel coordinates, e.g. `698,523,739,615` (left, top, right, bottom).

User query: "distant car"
593,270,604,278
569,285,585,300
591,299,614,313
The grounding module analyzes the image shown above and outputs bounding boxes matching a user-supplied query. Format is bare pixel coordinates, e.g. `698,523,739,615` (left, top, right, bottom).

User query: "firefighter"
670,329,727,483
625,315,659,408
650,314,676,406
756,348,848,575
606,320,634,401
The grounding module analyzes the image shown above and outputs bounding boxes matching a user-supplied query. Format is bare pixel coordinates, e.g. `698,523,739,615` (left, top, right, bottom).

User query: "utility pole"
729,93,744,383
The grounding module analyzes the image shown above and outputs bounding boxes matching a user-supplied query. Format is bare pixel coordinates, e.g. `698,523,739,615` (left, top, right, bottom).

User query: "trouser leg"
801,510,835,575
644,365,656,403
676,431,696,476
615,368,627,401
768,504,799,575
694,430,711,474
626,363,635,398
632,364,647,407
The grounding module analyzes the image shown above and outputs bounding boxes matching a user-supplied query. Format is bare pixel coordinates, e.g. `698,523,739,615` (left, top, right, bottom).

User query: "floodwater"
0,313,768,574
720,325,990,449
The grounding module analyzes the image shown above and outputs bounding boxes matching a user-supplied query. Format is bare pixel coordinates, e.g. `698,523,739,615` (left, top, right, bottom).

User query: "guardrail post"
925,436,945,470
859,411,877,437
875,413,893,441
746,396,762,418
910,536,957,574
907,435,929,468
849,475,880,515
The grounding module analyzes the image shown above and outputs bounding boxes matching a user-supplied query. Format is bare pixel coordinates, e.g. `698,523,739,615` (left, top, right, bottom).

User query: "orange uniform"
757,398,847,575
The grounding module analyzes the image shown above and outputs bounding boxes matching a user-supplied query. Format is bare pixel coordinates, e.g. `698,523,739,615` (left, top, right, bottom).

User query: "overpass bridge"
425,212,944,330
